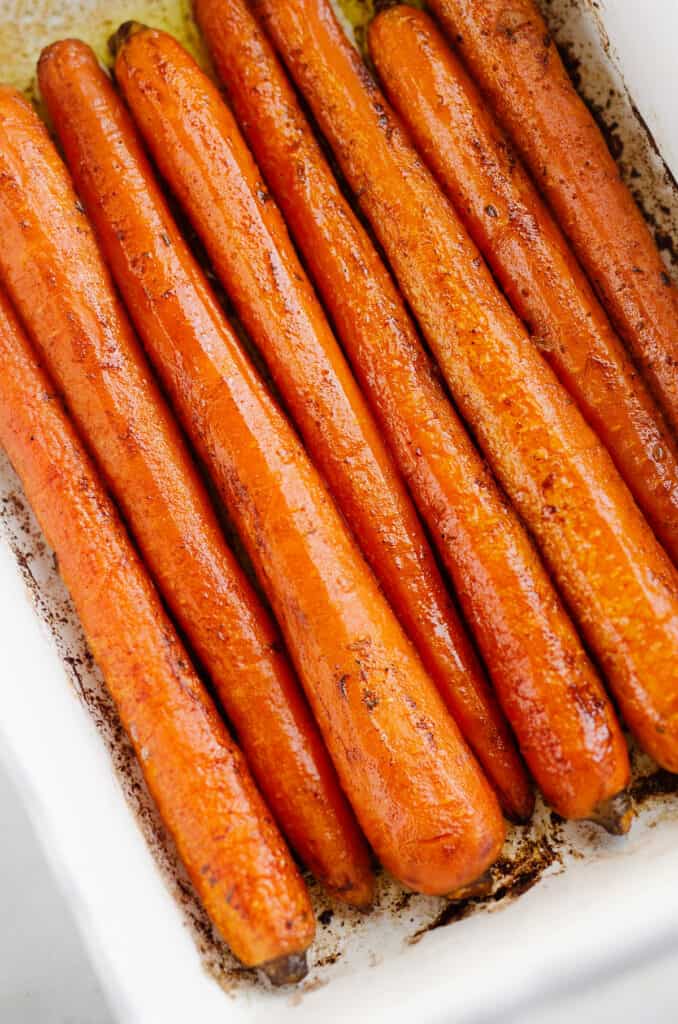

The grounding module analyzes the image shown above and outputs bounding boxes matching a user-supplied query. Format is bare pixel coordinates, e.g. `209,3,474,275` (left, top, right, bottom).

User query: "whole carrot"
254,0,678,773
427,0,678,436
191,0,634,825
108,26,503,820
0,82,372,908
193,0,530,823
29,57,505,895
0,283,314,980
369,5,678,567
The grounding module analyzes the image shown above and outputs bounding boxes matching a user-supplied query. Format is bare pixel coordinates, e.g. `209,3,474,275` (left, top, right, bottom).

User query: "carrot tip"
108,21,148,59
501,787,536,826
587,790,634,836
372,0,400,14
327,872,376,911
446,868,493,902
260,951,309,986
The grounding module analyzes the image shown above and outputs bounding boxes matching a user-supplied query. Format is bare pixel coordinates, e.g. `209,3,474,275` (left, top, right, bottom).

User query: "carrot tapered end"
261,951,309,986
587,790,634,836
108,21,149,60
446,868,493,902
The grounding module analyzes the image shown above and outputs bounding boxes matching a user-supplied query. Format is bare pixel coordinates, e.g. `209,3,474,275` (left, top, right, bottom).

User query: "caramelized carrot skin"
108,27,494,805
56,40,506,894
428,0,678,436
369,5,678,568
255,0,678,772
193,0,532,825
0,284,314,969
243,0,630,825
37,39,373,910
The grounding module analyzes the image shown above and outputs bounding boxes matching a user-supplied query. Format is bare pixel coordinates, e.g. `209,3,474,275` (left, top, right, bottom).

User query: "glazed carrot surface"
255,0,678,773
0,79,368,908
35,44,506,896
0,283,314,976
369,5,678,568
193,0,532,825
37,39,374,910
109,22,499,803
192,0,635,823
428,0,678,436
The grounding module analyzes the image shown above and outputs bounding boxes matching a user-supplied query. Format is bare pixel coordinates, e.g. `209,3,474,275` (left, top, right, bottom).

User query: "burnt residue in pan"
408,823,564,943
408,761,678,946
2,0,678,1002
629,767,678,804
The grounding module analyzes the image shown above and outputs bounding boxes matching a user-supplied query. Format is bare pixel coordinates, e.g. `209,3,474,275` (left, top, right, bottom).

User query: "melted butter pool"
0,0,206,99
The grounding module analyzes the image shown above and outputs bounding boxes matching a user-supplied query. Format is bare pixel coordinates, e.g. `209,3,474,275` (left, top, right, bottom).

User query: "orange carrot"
369,4,678,567
191,0,636,824
25,52,505,894
428,0,678,436
0,77,372,907
0,282,314,979
193,0,531,822
255,0,678,774
107,26,515,826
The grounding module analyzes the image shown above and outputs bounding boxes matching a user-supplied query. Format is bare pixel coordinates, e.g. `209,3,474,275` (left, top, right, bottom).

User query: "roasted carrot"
0,283,314,979
369,5,678,568
255,0,678,773
108,27,508,825
427,0,678,436
0,82,371,908
190,0,633,825
193,0,531,825
36,41,373,911
26,59,505,895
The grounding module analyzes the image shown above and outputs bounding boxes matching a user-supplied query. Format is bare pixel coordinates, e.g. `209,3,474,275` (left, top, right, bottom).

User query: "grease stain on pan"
1,0,678,1003
0,0,207,101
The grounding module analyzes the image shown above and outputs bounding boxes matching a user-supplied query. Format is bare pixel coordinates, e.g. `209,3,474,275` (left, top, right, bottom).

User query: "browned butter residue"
0,0,206,97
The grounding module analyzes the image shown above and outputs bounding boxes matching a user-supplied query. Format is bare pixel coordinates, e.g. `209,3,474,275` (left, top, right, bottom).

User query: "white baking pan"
0,1,677,1021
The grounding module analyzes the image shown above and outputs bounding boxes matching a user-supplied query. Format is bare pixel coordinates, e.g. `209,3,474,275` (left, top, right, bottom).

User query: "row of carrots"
0,0,676,984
